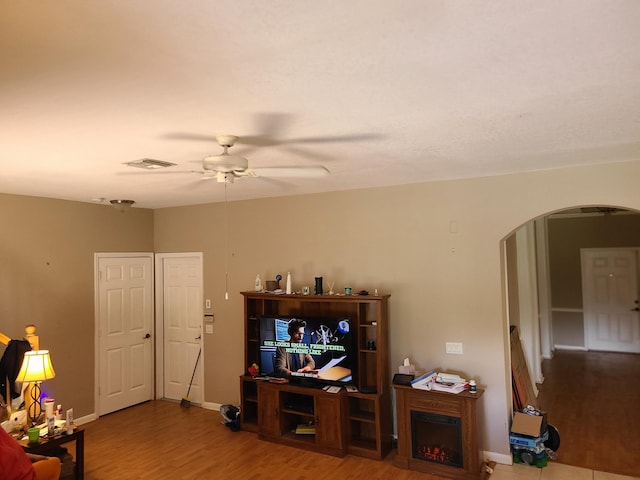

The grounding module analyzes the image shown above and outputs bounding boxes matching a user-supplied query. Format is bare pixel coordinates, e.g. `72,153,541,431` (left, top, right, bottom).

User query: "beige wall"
548,213,640,308
1,158,638,460
0,194,154,418
154,159,640,459
547,212,640,347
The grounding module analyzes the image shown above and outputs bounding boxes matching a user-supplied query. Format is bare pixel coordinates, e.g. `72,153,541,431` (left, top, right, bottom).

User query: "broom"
180,347,201,408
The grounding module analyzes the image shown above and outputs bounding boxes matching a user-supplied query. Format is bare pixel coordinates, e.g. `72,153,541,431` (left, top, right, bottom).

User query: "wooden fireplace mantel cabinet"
394,384,484,480
239,291,391,460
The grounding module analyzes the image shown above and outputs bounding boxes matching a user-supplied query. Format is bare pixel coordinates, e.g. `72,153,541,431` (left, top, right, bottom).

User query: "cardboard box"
511,412,545,437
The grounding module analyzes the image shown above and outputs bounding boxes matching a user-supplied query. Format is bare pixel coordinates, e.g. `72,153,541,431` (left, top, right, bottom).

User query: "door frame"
94,252,155,417
154,252,204,401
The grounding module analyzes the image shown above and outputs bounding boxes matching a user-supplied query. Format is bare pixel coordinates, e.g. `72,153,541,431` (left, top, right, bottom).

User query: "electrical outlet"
445,342,463,355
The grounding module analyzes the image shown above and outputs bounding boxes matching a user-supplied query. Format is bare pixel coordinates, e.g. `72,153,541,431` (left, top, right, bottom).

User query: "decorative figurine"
248,363,260,377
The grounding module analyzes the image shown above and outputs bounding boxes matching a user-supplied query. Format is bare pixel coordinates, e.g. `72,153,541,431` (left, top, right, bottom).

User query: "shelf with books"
257,381,346,456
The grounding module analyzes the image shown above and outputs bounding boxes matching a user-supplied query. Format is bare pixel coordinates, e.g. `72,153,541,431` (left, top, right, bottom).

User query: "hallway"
535,350,640,478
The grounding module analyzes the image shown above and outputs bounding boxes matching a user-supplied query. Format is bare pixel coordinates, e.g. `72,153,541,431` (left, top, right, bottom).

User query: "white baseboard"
201,401,222,411
553,344,587,351
75,412,97,426
483,450,513,466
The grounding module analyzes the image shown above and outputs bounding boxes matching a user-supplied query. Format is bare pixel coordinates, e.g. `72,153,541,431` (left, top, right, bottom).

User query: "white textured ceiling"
1,1,639,209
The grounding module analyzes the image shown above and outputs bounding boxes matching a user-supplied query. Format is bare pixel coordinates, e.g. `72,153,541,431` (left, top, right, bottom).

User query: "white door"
156,254,203,404
96,254,154,416
582,248,640,353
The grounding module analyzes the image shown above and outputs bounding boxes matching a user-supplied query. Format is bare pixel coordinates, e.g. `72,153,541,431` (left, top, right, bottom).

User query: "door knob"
143,333,151,339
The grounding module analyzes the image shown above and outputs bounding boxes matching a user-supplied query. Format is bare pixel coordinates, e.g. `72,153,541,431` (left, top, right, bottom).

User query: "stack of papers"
410,370,468,394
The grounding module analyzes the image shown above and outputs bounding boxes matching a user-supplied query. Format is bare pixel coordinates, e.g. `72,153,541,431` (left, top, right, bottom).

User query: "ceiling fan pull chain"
224,179,229,300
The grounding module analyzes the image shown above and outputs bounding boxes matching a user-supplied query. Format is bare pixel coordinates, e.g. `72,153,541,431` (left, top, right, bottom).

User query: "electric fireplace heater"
411,411,463,468
393,385,484,480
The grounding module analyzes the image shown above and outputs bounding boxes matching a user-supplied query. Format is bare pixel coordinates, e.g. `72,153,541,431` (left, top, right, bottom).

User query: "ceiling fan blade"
116,170,197,175
252,112,291,138
249,166,330,178
275,144,336,163
235,133,382,148
276,133,382,144
163,131,380,146
161,132,214,141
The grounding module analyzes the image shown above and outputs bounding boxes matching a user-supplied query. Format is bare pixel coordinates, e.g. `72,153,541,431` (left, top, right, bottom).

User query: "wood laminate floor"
76,400,442,479
62,351,640,480
536,350,640,478
68,394,639,479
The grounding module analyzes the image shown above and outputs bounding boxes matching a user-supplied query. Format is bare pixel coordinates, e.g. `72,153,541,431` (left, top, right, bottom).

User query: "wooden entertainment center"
239,291,391,459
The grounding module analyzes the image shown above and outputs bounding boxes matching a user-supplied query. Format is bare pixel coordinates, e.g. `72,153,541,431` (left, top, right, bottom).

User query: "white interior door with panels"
155,253,204,404
95,253,154,416
582,248,640,353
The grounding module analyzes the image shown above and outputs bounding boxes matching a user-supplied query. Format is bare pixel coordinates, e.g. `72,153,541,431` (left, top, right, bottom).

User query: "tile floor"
490,462,640,480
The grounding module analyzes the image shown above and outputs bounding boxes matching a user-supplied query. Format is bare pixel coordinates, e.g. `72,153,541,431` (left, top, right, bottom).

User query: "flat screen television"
258,315,355,386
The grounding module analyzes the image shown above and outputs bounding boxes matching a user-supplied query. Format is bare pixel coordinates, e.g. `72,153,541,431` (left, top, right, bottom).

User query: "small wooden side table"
21,428,84,480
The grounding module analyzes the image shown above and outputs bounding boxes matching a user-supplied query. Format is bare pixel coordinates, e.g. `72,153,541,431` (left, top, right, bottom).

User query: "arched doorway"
503,204,640,476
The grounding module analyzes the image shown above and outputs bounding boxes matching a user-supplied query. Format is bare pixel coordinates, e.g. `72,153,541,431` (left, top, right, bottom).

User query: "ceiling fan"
190,134,330,183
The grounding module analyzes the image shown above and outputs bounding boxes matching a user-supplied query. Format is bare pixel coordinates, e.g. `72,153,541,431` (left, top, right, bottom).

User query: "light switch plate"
445,342,463,355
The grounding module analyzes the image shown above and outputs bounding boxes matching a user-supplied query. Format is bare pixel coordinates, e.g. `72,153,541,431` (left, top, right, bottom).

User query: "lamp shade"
16,350,56,383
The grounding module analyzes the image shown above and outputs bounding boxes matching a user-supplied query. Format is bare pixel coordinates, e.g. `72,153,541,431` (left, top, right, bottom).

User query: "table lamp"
16,350,56,425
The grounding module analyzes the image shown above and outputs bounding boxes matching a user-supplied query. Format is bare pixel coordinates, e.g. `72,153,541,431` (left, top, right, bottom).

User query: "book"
410,370,468,393
430,381,468,394
295,424,316,435
411,369,437,390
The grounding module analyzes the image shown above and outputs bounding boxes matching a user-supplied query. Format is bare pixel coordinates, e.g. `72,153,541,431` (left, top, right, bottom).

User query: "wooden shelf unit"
257,381,347,457
239,292,391,459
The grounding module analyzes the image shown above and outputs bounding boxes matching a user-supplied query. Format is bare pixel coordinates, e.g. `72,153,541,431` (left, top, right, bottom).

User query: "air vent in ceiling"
124,158,176,169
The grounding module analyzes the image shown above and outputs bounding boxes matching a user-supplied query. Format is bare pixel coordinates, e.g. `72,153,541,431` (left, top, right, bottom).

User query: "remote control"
345,385,358,393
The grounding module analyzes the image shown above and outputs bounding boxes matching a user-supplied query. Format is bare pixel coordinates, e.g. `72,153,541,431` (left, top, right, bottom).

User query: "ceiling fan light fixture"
216,172,234,183
203,154,248,172
110,199,135,212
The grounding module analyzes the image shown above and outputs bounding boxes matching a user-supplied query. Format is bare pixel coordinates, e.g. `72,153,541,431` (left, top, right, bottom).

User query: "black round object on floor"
544,424,560,451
